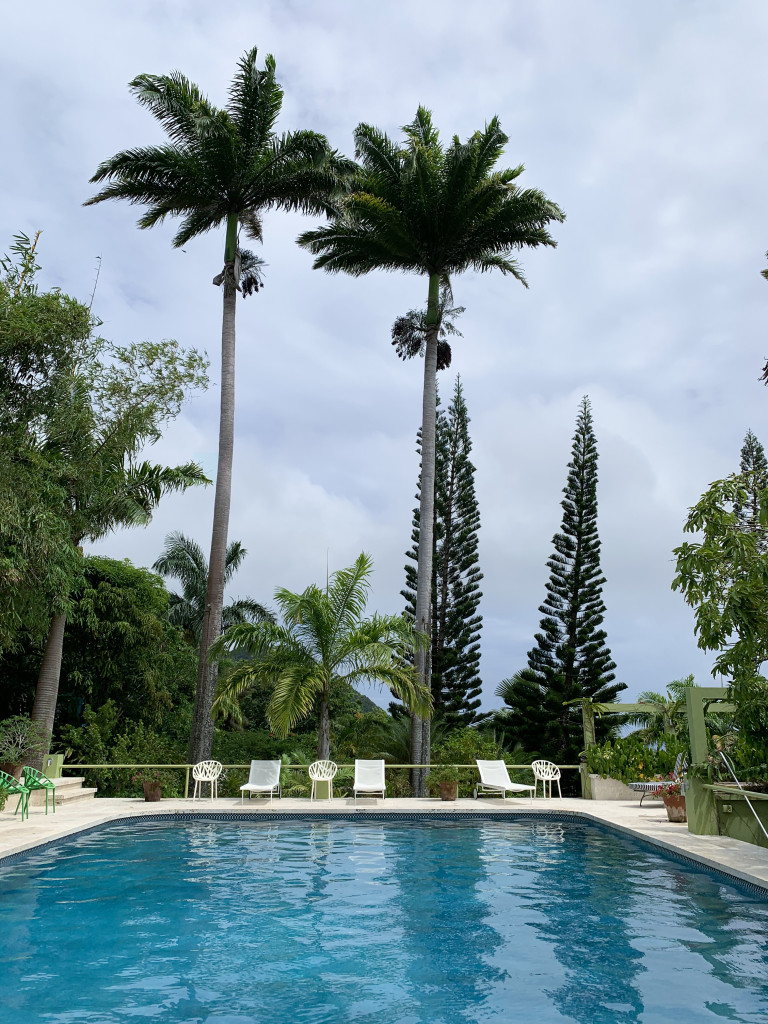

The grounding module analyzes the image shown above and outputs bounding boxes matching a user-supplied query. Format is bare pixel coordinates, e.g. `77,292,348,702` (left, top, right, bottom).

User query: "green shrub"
585,735,687,785
428,728,532,797
0,715,46,767
59,702,186,796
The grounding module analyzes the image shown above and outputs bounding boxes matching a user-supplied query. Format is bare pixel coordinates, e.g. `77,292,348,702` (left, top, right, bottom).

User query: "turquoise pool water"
1,818,767,1023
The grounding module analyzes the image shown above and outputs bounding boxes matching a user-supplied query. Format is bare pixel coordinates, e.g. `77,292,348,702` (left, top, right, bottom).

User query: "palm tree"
298,108,564,789
31,420,206,763
85,48,349,764
152,531,272,644
211,553,431,759
626,675,694,743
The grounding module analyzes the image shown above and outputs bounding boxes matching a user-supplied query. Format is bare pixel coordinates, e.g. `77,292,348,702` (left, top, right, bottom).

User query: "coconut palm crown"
298,107,564,786
211,552,431,760
85,48,351,765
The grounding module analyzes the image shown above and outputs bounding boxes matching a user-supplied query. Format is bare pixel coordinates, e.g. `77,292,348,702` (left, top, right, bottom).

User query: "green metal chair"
0,769,31,821
22,766,56,815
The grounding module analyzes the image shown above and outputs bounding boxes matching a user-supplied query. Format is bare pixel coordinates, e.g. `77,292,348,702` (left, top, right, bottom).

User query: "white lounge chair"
192,759,223,800
240,760,281,803
308,760,338,801
532,759,562,799
474,759,535,800
353,759,386,802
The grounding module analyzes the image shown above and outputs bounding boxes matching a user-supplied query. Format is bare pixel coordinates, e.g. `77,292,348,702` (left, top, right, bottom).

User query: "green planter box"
716,794,768,849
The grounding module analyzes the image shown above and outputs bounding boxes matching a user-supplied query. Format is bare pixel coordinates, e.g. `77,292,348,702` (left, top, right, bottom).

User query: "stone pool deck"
2,795,768,890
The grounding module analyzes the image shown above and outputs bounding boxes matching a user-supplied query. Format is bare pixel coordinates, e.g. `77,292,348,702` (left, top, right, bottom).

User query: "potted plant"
429,764,460,801
662,779,687,822
0,716,46,780
131,769,174,802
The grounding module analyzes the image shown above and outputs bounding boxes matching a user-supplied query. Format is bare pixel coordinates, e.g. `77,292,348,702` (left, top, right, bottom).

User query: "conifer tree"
735,429,768,549
496,396,624,763
402,378,485,733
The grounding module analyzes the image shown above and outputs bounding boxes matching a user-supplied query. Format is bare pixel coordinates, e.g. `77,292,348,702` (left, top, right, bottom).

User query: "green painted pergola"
576,689,734,832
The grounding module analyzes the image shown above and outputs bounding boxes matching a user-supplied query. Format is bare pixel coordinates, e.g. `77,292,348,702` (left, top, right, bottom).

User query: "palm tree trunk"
30,611,67,769
318,696,331,760
189,217,238,764
410,272,440,796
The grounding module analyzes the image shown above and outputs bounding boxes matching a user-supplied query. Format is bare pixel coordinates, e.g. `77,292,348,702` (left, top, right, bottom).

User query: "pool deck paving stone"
2,795,768,891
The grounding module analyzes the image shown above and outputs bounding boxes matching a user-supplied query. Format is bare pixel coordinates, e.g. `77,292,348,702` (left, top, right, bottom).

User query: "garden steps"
28,776,97,807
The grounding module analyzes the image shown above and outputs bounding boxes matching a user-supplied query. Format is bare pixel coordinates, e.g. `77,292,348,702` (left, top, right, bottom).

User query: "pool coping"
3,798,768,894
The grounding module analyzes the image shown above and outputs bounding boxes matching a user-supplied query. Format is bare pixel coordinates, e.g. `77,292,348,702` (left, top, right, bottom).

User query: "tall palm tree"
211,553,431,759
152,531,272,644
299,108,564,789
85,48,349,763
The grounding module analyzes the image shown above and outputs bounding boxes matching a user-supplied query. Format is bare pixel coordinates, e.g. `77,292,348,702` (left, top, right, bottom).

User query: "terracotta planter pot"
142,782,163,802
663,794,687,823
439,781,459,802
0,762,23,781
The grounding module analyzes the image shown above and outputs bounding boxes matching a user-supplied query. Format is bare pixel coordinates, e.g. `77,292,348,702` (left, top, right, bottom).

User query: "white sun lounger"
240,760,281,803
353,759,386,802
474,759,535,800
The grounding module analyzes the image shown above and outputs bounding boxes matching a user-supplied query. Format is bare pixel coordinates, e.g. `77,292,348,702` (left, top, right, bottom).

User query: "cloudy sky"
3,1,768,709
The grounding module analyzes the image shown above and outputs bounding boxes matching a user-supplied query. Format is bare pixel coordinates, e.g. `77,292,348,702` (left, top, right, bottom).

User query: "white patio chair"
532,759,562,799
192,760,223,800
353,759,386,802
474,759,535,801
308,760,338,801
240,760,282,803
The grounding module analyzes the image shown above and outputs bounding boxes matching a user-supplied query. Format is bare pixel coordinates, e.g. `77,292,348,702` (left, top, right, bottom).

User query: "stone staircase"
28,775,97,808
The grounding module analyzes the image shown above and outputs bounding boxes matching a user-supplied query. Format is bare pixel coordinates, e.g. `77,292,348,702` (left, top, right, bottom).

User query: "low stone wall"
589,774,640,801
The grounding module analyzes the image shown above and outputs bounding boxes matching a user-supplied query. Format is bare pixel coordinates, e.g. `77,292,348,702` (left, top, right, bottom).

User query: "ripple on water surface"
0,818,767,1024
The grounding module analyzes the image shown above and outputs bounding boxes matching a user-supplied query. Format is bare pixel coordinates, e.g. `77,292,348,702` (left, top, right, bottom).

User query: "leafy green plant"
427,763,460,790
585,735,687,785
430,727,513,797
0,715,46,768
130,768,176,789
59,702,186,796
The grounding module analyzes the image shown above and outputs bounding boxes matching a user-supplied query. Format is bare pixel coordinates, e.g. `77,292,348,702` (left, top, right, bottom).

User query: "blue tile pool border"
2,809,767,897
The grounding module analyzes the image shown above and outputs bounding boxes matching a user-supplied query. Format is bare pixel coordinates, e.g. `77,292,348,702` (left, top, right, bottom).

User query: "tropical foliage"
673,474,768,690
0,233,208,761
625,675,694,742
211,553,431,759
153,532,272,644
585,735,688,786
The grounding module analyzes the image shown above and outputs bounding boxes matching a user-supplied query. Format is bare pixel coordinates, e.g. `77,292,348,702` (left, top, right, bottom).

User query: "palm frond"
266,664,326,737
227,49,282,153
237,248,266,297
391,285,464,368
222,598,274,628
129,72,219,148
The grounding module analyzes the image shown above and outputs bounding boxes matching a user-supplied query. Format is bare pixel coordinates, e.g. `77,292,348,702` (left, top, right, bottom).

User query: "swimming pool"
1,817,767,1023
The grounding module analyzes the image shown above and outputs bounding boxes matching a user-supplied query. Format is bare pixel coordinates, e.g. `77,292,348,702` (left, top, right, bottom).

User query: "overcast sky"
3,1,768,709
